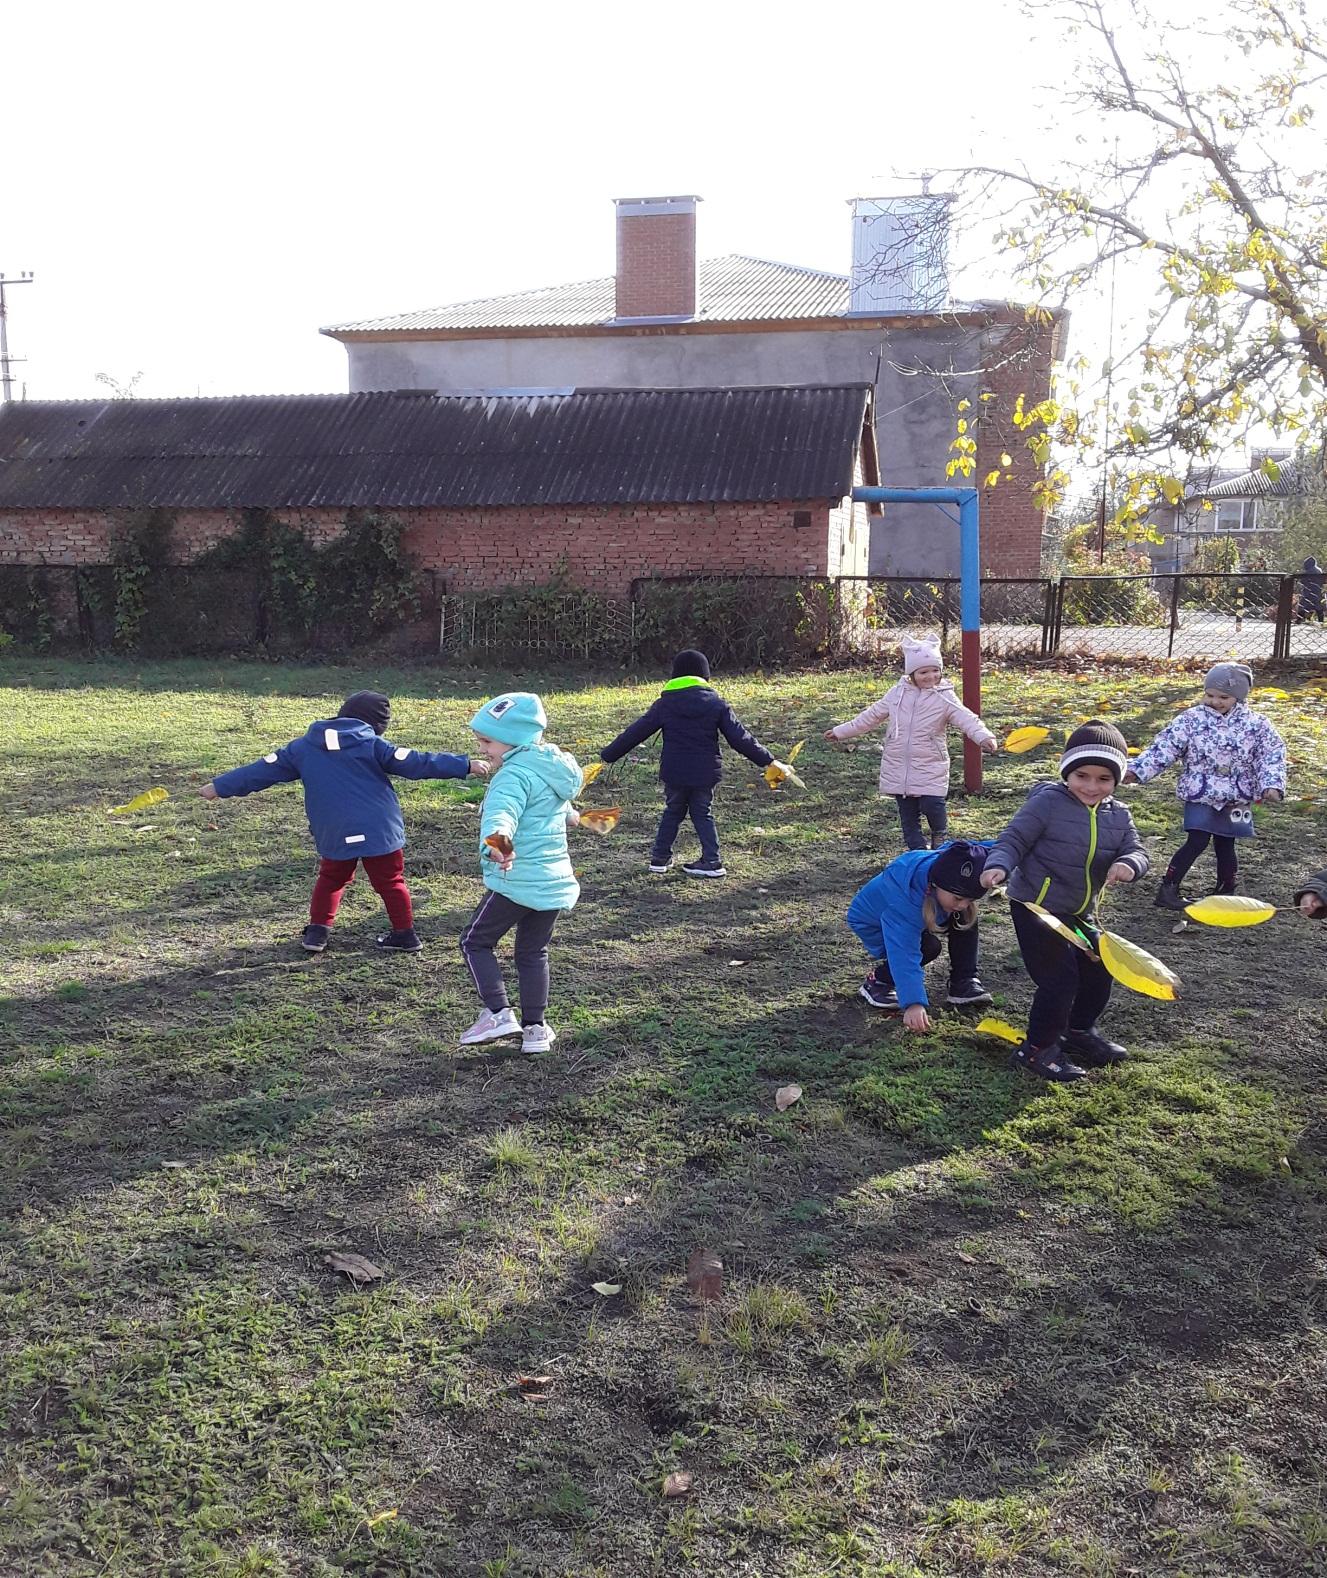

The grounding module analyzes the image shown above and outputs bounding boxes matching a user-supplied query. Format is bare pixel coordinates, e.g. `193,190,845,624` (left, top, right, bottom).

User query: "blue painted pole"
852,485,984,792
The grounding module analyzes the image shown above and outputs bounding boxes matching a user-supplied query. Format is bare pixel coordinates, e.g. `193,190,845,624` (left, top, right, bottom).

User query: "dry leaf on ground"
774,1084,802,1112
590,1281,622,1296
686,1248,724,1301
663,1472,694,1498
323,1251,385,1284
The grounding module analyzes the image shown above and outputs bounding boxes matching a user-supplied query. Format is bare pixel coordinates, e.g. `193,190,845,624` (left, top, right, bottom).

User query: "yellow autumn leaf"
764,762,806,791
1019,900,1096,953
1098,931,1181,1000
976,1017,1024,1046
109,787,169,816
1183,895,1276,927
484,832,513,857
787,739,806,763
580,761,606,787
366,1509,399,1528
1253,688,1290,702
1004,725,1051,754
579,806,621,835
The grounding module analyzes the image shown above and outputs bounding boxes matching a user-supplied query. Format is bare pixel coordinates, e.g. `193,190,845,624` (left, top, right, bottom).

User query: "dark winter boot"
1153,879,1187,911
376,928,423,953
301,924,330,953
1061,1026,1128,1067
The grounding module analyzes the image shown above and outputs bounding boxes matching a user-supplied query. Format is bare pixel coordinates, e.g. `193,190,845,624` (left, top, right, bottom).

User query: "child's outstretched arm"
983,793,1054,886
717,705,775,768
601,701,665,764
945,695,999,754
825,695,892,741
206,745,301,800
1127,712,1194,784
374,738,486,780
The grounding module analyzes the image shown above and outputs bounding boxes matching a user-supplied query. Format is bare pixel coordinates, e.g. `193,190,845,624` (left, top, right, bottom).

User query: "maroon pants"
310,849,412,930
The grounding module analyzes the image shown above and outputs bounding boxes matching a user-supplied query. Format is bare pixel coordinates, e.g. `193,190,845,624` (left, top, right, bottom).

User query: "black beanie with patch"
927,840,989,900
671,649,712,681
1060,720,1129,785
339,690,392,735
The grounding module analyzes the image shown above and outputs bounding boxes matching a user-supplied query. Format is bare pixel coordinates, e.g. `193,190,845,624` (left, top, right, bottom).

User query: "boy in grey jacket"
981,722,1149,1082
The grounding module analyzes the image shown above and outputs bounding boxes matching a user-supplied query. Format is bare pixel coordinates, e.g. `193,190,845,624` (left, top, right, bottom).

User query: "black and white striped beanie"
1060,720,1129,785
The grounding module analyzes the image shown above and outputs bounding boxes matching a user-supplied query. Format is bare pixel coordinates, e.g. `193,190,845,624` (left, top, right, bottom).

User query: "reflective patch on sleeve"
325,729,340,750
264,752,278,764
394,747,411,761
345,833,366,844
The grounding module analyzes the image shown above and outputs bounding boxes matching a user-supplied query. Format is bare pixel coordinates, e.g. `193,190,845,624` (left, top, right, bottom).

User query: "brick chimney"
614,195,700,320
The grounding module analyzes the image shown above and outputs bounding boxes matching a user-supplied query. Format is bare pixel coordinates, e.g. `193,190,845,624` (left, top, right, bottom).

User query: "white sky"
6,0,1073,401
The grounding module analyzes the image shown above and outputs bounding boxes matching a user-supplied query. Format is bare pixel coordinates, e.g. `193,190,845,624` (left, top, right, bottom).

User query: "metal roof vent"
849,188,952,314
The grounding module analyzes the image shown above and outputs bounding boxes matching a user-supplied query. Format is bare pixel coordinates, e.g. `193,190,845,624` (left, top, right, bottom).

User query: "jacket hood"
307,717,379,752
657,681,718,713
503,741,583,800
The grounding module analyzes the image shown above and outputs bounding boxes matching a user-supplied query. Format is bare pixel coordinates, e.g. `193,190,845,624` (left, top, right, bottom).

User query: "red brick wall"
0,500,835,596
615,209,697,319
974,318,1060,578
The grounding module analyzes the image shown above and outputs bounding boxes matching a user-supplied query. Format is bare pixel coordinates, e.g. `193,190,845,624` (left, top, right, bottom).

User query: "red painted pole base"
961,628,982,794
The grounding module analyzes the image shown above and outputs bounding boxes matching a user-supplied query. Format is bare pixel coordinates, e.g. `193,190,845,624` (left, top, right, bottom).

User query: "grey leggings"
460,890,560,1025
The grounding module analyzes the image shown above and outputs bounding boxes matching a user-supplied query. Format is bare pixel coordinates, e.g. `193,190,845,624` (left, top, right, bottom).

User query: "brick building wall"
0,499,839,597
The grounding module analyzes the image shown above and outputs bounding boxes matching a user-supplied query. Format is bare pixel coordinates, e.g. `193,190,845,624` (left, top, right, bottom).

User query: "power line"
0,272,35,403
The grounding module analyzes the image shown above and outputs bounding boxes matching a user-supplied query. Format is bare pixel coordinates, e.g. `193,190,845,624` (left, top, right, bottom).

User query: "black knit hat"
1060,720,1129,785
928,840,989,900
339,690,392,735
671,649,712,680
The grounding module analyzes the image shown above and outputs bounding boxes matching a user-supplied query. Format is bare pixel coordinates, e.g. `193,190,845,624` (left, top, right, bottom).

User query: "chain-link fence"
439,589,631,662
1052,572,1290,660
1286,572,1327,657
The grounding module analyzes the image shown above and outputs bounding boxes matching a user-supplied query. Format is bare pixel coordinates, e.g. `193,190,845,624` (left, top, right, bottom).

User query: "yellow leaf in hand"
787,739,806,763
1004,726,1050,754
1019,900,1095,953
1098,931,1181,1000
484,832,513,857
110,787,169,816
1183,895,1276,927
580,761,606,787
579,807,621,834
764,762,805,791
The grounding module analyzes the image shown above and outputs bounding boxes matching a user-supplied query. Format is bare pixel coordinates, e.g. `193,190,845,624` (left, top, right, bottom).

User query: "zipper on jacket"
1076,804,1099,915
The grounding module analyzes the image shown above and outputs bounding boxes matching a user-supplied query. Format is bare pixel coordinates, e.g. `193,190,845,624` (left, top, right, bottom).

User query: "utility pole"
0,272,35,403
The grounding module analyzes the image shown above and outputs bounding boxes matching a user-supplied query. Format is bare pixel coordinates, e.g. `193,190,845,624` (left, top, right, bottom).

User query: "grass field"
3,654,1326,1578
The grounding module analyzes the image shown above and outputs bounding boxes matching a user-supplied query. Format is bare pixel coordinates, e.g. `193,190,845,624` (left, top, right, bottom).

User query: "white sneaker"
521,1022,557,1053
458,1006,521,1045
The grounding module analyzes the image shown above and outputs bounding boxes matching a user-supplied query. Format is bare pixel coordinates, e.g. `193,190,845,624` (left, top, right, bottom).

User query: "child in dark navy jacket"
599,650,793,878
846,841,995,1031
200,689,486,953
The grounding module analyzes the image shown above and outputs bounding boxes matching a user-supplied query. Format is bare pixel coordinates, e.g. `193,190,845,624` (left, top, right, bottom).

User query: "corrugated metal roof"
322,255,851,335
1199,462,1306,501
0,386,874,510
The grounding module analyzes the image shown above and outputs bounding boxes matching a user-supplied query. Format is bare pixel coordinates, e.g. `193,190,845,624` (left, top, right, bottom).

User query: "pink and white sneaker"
458,1007,521,1046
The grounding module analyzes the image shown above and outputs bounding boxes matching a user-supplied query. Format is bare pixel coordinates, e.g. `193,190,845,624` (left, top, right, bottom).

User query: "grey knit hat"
1204,662,1253,701
1060,720,1129,785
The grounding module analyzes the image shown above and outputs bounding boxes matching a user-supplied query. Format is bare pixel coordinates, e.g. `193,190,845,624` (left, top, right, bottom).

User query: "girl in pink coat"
824,636,997,849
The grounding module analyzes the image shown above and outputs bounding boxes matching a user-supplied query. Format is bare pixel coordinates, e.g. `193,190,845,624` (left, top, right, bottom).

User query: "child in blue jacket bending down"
201,689,485,954
846,841,995,1032
459,692,584,1055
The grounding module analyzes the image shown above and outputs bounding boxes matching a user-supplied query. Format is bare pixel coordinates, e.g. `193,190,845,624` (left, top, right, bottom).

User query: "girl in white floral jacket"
1123,662,1287,909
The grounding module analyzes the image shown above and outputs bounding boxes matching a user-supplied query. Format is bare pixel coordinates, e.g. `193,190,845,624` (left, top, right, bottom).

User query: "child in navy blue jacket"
846,841,995,1031
598,649,792,878
200,689,486,953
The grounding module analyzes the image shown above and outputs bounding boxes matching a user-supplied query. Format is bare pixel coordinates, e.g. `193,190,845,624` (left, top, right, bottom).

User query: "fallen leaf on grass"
975,1017,1025,1046
579,806,621,834
365,1509,398,1528
686,1248,724,1301
662,1472,694,1499
590,1281,621,1296
955,1251,978,1265
774,1083,803,1112
728,959,746,967
109,786,169,816
520,1391,550,1403
323,1251,385,1284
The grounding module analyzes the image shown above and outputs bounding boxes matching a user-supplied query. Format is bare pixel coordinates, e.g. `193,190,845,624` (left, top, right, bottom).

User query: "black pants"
894,793,949,851
653,784,719,864
1166,830,1238,889
1010,902,1112,1050
460,891,560,1024
871,920,980,990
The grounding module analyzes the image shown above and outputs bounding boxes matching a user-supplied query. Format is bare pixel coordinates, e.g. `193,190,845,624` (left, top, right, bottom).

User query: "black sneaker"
1154,880,1187,911
947,977,994,1006
682,859,727,879
301,924,330,953
376,928,423,953
1061,1026,1127,1066
1010,1040,1087,1082
859,979,900,1010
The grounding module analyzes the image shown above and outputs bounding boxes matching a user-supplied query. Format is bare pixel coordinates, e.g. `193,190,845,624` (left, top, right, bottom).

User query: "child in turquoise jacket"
459,692,584,1054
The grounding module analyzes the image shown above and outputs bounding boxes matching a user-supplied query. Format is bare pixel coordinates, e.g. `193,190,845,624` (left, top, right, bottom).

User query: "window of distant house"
1213,500,1256,531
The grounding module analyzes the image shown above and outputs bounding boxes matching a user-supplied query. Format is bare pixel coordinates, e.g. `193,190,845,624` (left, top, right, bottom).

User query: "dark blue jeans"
653,784,719,864
895,794,949,851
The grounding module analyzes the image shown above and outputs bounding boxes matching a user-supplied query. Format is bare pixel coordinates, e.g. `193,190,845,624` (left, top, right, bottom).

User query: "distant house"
0,385,877,597
321,194,1064,580
1145,453,1306,571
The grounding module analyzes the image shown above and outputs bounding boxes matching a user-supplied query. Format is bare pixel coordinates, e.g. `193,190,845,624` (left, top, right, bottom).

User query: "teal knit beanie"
469,692,547,747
